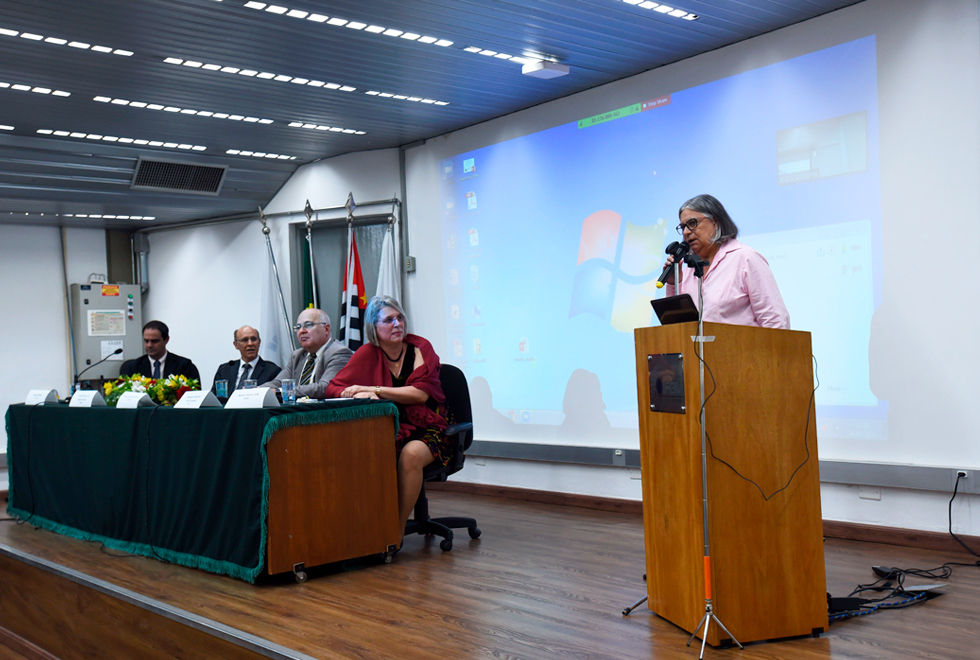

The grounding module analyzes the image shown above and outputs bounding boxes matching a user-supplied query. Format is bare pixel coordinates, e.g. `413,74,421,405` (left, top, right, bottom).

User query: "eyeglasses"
378,314,405,327
675,218,702,235
293,321,326,331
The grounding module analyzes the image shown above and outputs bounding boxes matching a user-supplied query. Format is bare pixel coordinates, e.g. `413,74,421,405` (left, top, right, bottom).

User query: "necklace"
381,345,405,362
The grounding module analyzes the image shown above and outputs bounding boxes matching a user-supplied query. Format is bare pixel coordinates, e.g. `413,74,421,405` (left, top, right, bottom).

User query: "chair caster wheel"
383,553,393,564
468,527,481,539
440,538,453,551
294,571,307,583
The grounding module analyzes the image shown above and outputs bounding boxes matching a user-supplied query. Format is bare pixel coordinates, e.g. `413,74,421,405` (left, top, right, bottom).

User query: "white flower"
132,382,146,393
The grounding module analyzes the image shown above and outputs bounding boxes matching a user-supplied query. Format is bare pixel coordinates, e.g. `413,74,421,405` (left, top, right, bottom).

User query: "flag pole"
303,200,318,309
258,206,297,352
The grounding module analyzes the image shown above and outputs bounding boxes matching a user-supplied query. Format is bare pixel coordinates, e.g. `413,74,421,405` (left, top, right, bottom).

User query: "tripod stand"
685,255,742,659
623,257,742,658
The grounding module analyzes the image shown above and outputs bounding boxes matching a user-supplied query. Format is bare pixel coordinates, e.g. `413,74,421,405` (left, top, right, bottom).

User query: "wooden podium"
634,322,827,645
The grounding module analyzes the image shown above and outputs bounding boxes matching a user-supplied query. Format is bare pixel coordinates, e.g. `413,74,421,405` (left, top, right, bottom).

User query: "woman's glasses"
675,218,701,235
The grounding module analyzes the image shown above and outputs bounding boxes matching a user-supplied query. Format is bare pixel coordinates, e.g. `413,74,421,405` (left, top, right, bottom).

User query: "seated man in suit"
261,308,353,399
120,320,201,381
211,325,281,394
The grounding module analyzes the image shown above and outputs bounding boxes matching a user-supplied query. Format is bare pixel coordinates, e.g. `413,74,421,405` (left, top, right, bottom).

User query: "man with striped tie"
260,308,353,399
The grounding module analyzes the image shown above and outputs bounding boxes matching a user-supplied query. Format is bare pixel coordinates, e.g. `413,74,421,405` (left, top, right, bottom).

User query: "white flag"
377,222,401,301
260,248,291,367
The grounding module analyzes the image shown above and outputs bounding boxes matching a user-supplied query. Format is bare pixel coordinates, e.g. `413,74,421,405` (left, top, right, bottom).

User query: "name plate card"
117,392,157,408
69,390,106,408
174,390,222,409
225,387,280,409
24,389,59,405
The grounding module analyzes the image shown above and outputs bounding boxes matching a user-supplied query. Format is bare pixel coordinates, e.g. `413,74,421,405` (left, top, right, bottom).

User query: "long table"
5,400,401,583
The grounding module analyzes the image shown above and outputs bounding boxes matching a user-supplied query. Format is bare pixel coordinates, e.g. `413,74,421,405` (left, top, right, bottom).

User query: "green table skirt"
5,400,397,583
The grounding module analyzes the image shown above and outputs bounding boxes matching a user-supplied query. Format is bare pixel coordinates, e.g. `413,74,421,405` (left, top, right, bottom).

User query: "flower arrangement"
103,374,200,407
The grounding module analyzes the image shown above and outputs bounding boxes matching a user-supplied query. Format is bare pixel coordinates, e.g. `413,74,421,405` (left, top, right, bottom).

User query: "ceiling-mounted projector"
521,61,570,79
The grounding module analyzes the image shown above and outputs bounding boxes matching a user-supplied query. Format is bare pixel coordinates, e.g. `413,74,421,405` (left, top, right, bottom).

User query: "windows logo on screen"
569,210,668,333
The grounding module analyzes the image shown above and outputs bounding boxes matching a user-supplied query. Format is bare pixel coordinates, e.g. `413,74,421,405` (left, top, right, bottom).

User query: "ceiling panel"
0,0,864,229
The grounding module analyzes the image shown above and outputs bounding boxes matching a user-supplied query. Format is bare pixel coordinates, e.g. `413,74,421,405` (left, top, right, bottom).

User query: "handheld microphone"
655,241,690,289
74,348,124,391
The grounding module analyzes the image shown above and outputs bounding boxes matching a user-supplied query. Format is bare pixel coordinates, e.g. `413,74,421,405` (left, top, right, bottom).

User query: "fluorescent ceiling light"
2,28,136,58
626,0,698,20
226,149,297,160
0,80,70,96
370,88,450,105
92,94,275,125
241,3,455,51
288,120,366,135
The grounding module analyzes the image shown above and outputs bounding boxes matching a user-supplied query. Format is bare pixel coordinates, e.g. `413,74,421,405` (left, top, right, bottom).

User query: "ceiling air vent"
131,158,226,196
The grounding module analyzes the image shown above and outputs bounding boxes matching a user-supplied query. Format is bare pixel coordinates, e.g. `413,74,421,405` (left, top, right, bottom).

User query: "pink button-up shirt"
665,239,790,329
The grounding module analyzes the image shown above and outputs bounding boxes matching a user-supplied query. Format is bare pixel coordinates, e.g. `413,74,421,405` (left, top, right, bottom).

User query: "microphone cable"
692,290,818,501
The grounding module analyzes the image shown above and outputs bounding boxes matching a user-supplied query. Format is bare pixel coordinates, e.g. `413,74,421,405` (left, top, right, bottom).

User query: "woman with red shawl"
326,295,452,535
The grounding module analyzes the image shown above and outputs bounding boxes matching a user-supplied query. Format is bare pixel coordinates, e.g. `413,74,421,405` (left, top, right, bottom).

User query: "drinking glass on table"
281,379,296,405
243,379,257,389
214,380,228,398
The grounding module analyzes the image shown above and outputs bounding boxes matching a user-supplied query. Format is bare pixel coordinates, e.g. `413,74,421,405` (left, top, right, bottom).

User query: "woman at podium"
327,295,453,537
664,194,790,329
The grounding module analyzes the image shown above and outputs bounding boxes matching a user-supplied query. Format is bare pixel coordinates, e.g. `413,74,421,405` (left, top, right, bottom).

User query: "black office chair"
404,363,481,551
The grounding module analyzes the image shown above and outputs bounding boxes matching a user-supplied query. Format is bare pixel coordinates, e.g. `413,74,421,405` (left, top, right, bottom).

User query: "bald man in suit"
261,308,353,399
211,325,281,394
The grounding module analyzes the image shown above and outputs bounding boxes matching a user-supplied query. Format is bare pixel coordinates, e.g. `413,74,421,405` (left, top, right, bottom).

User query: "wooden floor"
2,491,979,660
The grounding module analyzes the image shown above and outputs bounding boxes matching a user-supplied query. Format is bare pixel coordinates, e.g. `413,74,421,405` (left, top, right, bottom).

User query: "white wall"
0,225,106,414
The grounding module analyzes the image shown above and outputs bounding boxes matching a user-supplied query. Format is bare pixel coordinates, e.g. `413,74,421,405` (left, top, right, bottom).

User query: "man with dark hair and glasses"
663,194,789,329
260,308,353,399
